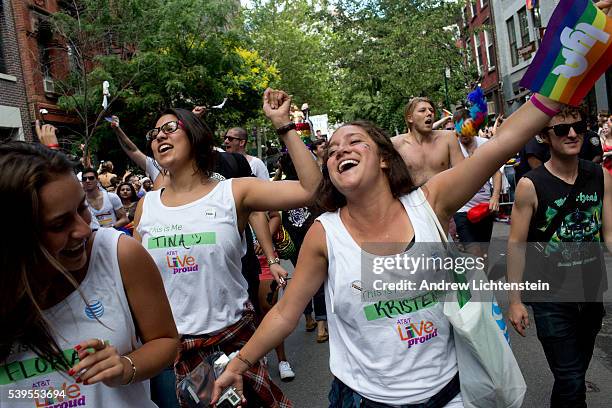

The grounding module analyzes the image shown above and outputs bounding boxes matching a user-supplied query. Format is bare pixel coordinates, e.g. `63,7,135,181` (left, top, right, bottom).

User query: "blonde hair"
404,97,435,129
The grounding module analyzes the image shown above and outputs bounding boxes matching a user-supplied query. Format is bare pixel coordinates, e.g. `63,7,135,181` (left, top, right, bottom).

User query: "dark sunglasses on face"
544,120,587,137
224,136,244,142
81,176,96,182
146,120,184,142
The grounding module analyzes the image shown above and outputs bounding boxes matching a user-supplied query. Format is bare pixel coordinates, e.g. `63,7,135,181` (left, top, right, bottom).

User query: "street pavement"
264,223,612,407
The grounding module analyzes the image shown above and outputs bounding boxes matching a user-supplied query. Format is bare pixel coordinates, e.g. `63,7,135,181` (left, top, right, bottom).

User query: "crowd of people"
1,2,611,407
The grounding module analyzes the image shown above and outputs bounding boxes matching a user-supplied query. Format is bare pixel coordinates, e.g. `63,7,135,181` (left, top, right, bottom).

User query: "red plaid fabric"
174,311,292,408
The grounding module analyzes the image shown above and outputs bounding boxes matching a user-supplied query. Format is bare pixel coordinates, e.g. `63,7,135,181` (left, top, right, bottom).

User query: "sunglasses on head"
543,120,587,137
81,175,96,182
146,120,184,142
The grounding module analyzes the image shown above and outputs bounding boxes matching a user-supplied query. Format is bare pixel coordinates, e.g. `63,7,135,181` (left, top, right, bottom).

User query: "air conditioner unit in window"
43,77,55,93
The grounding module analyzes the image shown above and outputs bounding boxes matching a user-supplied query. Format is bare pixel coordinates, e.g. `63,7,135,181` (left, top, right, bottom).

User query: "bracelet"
236,352,253,369
46,143,60,150
267,257,280,266
275,122,296,136
121,355,137,386
530,94,560,117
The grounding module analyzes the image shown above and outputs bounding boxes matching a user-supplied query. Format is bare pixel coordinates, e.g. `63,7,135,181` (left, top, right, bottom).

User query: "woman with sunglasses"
133,88,320,406
0,125,179,407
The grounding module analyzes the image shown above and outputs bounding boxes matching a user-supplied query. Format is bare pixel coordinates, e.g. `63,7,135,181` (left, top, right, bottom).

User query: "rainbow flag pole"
520,0,612,106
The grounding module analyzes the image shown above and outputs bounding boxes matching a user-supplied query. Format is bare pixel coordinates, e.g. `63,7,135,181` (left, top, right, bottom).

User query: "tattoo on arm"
116,130,138,153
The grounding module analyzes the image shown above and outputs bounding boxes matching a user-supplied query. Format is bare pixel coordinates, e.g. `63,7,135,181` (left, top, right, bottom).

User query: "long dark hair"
117,182,138,204
0,141,78,368
147,108,216,177
315,120,415,212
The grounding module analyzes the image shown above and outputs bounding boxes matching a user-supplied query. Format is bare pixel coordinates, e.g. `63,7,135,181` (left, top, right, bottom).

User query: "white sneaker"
278,361,295,382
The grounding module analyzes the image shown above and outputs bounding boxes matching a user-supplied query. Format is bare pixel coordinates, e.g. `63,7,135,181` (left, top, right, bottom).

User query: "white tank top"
317,188,457,405
0,228,154,407
137,179,248,335
90,190,122,228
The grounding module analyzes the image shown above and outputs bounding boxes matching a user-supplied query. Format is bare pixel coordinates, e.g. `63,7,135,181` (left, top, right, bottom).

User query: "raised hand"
110,116,120,129
35,120,58,147
263,88,292,128
192,106,207,117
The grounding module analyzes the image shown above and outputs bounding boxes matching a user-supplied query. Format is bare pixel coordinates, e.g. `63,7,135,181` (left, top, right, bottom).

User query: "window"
485,29,496,70
507,18,519,66
470,1,477,19
480,0,489,8
531,7,542,29
518,7,530,47
0,2,6,73
474,33,484,75
0,127,18,143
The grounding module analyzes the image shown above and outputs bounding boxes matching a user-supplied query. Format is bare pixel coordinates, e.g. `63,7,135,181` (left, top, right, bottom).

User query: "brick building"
0,0,32,141
463,0,503,116
11,0,77,132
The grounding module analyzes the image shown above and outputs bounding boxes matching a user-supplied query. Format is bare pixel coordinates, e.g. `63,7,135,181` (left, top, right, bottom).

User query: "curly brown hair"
315,121,415,212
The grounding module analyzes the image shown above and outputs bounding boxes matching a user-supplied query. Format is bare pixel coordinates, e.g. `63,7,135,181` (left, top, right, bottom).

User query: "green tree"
49,0,155,163
329,0,476,131
244,0,343,120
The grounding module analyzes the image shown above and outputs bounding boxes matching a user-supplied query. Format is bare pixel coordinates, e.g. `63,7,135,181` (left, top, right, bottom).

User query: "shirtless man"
392,97,464,186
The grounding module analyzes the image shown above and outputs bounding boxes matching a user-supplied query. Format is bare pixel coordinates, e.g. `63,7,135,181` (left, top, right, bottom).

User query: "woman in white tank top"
0,136,178,407
133,89,321,406
213,94,565,407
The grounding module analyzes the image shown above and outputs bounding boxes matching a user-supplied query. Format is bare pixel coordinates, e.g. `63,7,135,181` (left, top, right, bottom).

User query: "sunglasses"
543,120,587,137
224,136,245,142
146,120,184,142
81,176,96,182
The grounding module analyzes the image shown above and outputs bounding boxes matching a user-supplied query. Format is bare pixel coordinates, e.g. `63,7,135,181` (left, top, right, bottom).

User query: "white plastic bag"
422,194,526,407
444,280,526,408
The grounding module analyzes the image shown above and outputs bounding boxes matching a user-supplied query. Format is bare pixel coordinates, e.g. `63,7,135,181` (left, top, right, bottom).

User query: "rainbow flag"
520,0,612,106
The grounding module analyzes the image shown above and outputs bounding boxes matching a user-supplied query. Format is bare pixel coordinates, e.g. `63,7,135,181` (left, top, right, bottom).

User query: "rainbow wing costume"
455,87,488,138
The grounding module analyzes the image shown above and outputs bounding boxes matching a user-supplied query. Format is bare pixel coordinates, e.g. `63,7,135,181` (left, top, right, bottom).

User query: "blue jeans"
150,366,180,408
328,374,459,408
304,283,327,321
530,302,604,408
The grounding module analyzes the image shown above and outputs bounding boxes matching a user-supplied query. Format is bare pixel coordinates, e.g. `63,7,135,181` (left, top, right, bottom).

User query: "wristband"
267,257,280,266
236,352,253,369
530,94,561,117
275,122,296,136
121,355,137,386
46,143,60,150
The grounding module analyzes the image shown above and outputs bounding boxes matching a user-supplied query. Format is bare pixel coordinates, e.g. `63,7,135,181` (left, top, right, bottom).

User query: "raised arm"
426,95,561,221
235,89,322,213
433,116,452,130
110,116,149,172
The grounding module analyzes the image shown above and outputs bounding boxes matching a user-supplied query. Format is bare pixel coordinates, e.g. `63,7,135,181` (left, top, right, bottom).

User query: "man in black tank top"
507,106,612,408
